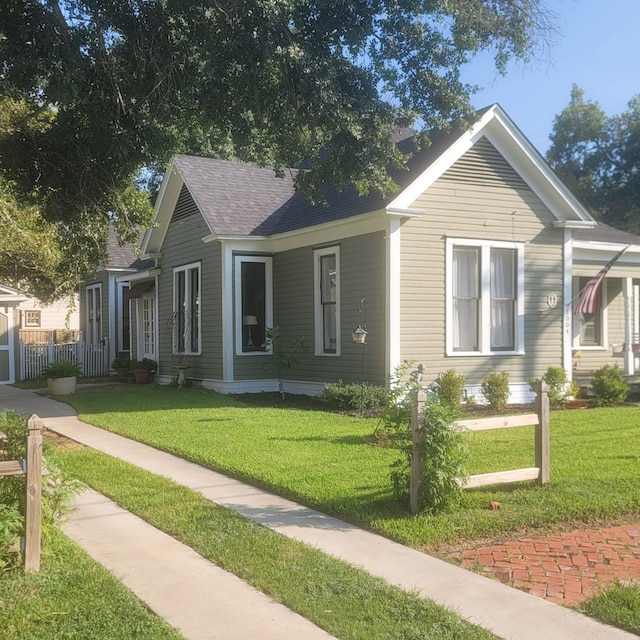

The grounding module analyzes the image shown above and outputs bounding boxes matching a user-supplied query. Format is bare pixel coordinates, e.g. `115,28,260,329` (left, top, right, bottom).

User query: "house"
112,104,640,401
16,294,79,344
79,228,155,368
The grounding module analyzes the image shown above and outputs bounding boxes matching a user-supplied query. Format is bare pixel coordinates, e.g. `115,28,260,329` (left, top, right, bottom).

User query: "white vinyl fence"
19,333,110,380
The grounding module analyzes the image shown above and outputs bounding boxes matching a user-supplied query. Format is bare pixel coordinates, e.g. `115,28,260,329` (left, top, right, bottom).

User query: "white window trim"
314,246,341,356
173,262,201,355
116,282,130,353
446,238,525,356
572,277,608,350
85,283,102,345
234,255,273,357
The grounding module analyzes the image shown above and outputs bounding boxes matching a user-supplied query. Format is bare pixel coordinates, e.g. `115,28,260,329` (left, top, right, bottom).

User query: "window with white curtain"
447,239,524,355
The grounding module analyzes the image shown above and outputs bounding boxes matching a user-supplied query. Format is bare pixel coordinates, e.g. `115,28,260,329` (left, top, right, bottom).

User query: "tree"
0,0,555,299
547,85,640,232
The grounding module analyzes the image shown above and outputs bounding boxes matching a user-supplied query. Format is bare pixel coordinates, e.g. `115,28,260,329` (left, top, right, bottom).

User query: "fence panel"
19,338,109,379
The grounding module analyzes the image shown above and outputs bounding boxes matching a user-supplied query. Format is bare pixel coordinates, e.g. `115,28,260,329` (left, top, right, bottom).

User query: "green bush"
529,366,579,408
0,502,23,571
321,381,386,414
590,364,629,407
391,398,468,514
480,371,511,410
436,369,466,410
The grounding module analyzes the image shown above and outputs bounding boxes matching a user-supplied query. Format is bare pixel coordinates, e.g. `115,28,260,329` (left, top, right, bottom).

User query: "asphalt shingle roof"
106,227,154,270
573,221,640,246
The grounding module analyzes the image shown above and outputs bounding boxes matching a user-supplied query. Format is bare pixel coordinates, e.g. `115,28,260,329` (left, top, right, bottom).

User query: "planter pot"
133,369,151,384
115,367,131,381
47,376,77,395
564,400,589,410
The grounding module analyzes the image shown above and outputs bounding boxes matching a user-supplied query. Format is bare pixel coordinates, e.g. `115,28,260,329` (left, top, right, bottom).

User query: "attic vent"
440,137,530,191
171,185,198,223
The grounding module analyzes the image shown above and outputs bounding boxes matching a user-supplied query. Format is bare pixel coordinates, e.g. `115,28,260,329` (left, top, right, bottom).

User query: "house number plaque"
546,293,558,308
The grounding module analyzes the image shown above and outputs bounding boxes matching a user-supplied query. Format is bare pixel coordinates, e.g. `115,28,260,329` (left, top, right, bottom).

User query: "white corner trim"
386,218,402,377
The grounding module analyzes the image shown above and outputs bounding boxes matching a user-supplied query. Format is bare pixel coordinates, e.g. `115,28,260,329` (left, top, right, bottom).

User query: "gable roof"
143,104,595,254
106,227,154,271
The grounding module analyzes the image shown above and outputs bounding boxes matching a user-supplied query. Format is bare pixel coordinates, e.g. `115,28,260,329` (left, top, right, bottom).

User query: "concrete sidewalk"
1,385,635,640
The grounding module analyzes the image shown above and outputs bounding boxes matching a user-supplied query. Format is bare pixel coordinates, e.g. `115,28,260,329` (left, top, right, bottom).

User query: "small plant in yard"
580,581,640,636
529,366,579,409
263,326,307,398
0,503,23,571
436,369,466,410
480,371,510,410
390,397,468,514
590,364,629,406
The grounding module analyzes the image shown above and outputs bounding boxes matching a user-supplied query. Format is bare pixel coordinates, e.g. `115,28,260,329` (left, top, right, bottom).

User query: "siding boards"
400,137,565,386
270,232,387,386
158,186,223,380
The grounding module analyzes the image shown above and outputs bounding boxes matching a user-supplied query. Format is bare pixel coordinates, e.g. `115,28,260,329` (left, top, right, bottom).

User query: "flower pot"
116,367,131,381
47,376,77,395
133,369,151,384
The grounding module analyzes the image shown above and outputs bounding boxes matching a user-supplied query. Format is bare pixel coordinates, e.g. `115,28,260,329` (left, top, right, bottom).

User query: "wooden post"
409,390,427,515
535,381,550,485
24,414,43,572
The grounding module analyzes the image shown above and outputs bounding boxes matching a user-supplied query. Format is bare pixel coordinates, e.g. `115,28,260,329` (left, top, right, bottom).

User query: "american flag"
575,246,629,315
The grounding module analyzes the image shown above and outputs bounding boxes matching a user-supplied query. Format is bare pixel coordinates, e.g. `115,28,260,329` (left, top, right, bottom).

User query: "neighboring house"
79,228,156,368
119,104,640,400
16,294,79,343
0,285,28,384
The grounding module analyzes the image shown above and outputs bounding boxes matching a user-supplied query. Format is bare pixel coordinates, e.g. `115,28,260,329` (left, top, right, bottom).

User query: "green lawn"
61,386,640,548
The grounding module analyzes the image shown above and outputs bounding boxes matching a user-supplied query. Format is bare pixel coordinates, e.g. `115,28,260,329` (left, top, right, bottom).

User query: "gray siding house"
129,104,640,400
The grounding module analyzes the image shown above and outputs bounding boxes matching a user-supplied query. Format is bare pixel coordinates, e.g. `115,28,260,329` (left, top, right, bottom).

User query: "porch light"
352,325,368,344
243,315,258,347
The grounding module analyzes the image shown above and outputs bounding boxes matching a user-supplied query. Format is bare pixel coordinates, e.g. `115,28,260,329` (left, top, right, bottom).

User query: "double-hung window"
447,239,524,355
234,256,272,355
314,246,340,355
85,284,102,345
173,262,201,354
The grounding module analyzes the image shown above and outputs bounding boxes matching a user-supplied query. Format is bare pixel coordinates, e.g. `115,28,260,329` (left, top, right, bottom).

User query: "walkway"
0,385,636,640
449,523,640,606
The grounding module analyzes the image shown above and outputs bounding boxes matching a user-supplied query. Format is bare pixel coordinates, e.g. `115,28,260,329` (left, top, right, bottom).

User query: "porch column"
623,277,634,376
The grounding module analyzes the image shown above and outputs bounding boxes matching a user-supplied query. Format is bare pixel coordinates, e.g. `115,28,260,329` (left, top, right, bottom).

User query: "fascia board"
115,268,161,283
211,209,388,254
573,240,640,254
141,163,184,255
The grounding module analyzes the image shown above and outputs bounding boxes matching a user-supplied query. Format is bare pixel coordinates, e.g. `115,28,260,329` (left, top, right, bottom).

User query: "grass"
60,385,640,548
53,447,498,640
0,530,185,640
11,376,116,390
580,582,640,635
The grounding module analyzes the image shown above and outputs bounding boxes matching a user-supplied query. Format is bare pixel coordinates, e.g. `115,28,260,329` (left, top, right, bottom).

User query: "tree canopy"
547,85,640,233
0,0,554,300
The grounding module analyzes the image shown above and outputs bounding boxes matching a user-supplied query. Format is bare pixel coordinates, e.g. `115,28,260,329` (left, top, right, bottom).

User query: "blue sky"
460,0,640,155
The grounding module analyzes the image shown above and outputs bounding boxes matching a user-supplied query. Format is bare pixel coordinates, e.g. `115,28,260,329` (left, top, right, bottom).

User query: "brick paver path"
448,523,640,605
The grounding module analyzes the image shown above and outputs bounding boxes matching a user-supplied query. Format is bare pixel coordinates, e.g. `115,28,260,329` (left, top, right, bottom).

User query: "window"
173,263,200,354
23,310,41,328
575,276,604,347
85,284,102,344
314,246,340,355
141,294,156,359
447,239,524,355
234,256,272,355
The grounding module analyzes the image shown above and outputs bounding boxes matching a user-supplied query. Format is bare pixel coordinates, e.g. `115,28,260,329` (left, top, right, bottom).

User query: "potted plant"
42,359,82,395
111,355,132,381
132,358,157,384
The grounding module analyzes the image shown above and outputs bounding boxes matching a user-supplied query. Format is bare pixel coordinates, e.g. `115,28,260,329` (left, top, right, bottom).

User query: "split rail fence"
19,333,109,380
0,414,43,572
410,381,550,514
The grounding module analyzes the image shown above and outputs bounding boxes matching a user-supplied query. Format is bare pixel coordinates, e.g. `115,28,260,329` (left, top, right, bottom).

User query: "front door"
0,309,14,384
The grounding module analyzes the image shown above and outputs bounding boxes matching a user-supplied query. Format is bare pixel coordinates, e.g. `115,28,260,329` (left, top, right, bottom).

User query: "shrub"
0,503,23,571
391,398,468,514
42,358,82,379
322,381,386,414
134,358,157,371
435,369,466,410
590,364,629,406
529,366,579,408
111,356,132,369
481,371,511,410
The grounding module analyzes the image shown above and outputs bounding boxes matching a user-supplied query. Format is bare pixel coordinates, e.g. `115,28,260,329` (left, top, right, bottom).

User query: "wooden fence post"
24,414,43,572
409,390,427,515
535,381,550,485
